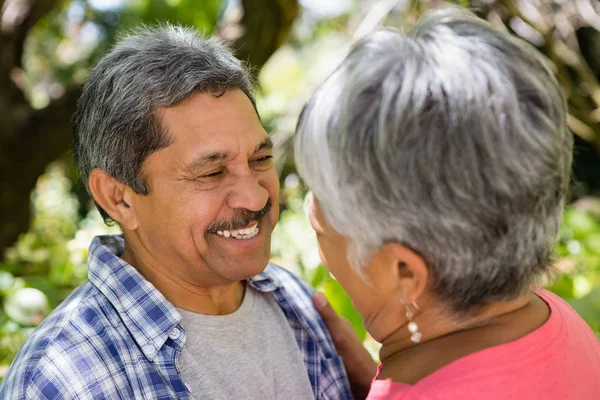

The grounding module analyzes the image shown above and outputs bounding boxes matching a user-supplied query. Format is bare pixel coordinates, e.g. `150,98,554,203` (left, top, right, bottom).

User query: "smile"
216,223,259,240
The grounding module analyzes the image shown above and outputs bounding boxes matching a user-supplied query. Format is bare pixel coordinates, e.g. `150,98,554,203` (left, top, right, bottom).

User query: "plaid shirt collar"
89,235,286,360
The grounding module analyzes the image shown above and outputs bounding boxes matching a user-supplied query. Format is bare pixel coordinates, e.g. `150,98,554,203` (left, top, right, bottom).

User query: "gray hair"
294,8,572,312
73,25,255,223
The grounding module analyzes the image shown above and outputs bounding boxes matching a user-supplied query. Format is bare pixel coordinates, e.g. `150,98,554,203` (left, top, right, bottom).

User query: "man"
0,26,352,399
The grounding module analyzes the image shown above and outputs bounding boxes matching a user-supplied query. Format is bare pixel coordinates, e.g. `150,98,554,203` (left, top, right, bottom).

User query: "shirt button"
169,328,181,340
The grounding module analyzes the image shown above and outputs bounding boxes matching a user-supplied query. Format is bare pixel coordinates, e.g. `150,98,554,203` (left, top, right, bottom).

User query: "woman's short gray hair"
73,25,254,223
294,8,572,312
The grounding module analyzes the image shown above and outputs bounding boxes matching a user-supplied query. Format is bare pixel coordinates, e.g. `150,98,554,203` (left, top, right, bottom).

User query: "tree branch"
216,0,300,79
0,85,81,257
495,0,600,150
18,85,81,161
12,0,61,69
0,0,61,129
0,0,61,76
552,39,600,109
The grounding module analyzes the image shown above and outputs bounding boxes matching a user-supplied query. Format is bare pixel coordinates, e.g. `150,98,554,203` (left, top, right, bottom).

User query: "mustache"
205,199,272,234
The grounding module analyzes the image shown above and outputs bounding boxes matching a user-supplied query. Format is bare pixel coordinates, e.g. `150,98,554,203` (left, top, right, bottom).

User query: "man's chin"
219,257,270,282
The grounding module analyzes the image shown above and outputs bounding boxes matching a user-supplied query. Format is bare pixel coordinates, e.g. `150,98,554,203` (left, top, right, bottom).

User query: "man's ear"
380,242,429,304
88,168,139,230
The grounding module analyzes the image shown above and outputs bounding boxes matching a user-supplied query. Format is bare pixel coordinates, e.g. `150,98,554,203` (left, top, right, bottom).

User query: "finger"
312,292,339,325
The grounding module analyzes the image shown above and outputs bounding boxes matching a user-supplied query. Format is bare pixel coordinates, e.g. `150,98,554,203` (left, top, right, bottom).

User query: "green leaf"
548,274,575,299
309,264,330,289
324,279,367,341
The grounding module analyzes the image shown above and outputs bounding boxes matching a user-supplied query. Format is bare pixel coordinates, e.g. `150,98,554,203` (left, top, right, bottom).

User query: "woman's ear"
88,168,139,231
381,242,429,304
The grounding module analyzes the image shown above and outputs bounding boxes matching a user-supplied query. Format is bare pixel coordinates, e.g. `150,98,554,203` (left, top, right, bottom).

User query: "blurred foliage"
0,162,120,370
548,201,600,337
1,0,600,376
22,0,222,110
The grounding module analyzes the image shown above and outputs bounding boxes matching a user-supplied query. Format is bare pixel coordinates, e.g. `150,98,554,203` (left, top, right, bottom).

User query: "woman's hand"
313,292,378,400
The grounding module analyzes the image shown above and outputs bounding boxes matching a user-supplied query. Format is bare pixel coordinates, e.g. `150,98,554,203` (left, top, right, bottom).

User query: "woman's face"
305,193,399,323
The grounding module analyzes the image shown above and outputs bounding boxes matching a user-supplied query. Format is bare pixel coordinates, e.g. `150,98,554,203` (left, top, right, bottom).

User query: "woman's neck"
377,290,549,384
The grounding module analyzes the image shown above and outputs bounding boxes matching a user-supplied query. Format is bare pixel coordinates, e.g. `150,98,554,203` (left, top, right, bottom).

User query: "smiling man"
0,26,352,400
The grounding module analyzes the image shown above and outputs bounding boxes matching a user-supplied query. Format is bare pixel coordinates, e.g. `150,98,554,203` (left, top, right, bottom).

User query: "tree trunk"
231,0,300,79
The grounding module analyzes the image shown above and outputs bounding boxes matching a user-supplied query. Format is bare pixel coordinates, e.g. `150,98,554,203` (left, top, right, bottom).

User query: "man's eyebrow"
185,138,272,171
186,151,230,171
255,137,273,153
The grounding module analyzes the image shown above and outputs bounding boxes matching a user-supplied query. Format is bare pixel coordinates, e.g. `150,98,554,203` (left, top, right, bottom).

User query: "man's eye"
253,156,273,164
200,170,224,179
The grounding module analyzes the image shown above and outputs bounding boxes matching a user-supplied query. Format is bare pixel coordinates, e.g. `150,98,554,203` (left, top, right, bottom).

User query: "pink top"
367,289,600,400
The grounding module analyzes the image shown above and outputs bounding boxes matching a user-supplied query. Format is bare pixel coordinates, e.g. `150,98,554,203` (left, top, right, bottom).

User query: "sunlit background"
1,0,599,376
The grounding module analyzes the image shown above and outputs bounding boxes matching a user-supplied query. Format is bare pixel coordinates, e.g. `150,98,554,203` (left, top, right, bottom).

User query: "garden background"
1,0,599,376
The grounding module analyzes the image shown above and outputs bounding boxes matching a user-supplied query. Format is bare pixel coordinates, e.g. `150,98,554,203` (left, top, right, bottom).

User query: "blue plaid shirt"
0,235,352,399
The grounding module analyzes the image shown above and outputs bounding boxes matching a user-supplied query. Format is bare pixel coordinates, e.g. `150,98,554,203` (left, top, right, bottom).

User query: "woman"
294,7,600,400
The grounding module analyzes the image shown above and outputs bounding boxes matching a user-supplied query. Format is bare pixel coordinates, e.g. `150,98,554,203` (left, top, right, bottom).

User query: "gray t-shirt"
176,285,315,400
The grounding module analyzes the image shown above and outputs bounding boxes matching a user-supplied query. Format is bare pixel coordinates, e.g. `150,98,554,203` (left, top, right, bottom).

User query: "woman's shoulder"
370,289,600,400
536,288,596,336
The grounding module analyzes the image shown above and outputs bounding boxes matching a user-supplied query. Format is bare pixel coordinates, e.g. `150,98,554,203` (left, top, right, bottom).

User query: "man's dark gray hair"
73,25,255,223
295,8,572,312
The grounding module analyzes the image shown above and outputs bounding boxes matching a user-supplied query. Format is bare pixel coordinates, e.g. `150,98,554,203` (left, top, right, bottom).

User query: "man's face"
129,90,280,287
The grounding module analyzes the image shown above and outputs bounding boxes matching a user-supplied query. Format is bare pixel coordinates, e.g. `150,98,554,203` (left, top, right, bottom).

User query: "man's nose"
227,173,270,212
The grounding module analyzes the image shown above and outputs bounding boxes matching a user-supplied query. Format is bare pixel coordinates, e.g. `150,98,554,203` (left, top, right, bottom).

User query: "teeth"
216,224,259,240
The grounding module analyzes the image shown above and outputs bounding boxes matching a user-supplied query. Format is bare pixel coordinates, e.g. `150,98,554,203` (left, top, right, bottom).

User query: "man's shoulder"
264,263,317,295
260,263,333,343
0,282,121,398
262,263,324,317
